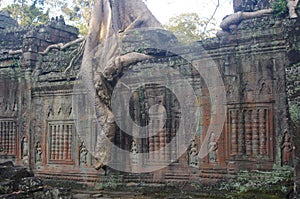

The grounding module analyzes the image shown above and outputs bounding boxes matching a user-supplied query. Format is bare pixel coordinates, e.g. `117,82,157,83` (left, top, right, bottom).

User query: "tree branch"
202,0,219,35
8,49,23,55
220,8,273,31
39,37,86,55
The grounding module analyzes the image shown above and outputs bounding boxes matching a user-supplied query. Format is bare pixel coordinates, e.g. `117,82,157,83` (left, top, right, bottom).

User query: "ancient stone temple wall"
0,11,298,186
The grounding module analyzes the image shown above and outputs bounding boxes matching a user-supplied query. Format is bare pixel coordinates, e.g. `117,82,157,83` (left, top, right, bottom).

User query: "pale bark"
220,8,273,31
81,0,162,169
287,0,299,18
39,37,85,55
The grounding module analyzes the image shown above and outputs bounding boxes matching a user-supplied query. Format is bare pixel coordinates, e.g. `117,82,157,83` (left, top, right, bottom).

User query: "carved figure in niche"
36,142,42,164
208,132,218,163
287,0,299,18
259,81,271,95
21,137,29,165
281,130,293,165
227,84,234,97
68,107,72,117
47,106,53,118
189,139,199,167
57,107,62,116
130,140,138,164
130,140,138,154
80,142,88,166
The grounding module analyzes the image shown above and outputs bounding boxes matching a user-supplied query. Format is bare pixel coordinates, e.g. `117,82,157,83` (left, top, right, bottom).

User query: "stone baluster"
252,110,259,155
245,110,252,156
55,125,60,160
0,122,2,153
51,125,54,159
60,124,64,160
160,129,166,160
231,110,238,155
8,122,11,154
67,125,72,160
63,125,67,159
10,122,16,154
8,122,12,154
237,110,245,155
13,122,16,154
148,119,154,159
4,122,7,153
259,109,267,155
154,134,160,160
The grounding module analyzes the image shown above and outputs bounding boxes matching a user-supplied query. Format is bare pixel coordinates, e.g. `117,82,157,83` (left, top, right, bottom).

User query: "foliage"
1,0,48,26
50,0,93,35
164,12,218,44
271,0,289,17
95,175,123,190
219,167,294,198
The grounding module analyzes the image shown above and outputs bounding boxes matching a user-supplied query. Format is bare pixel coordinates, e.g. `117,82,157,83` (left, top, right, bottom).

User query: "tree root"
220,8,273,31
64,39,86,73
8,49,23,55
39,37,86,55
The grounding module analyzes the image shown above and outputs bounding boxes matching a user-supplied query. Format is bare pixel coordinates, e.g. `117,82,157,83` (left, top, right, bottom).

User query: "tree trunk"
81,0,162,168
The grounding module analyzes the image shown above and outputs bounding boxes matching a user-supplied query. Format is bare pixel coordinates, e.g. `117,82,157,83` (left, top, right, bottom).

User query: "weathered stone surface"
0,12,18,30
233,0,271,12
0,1,299,197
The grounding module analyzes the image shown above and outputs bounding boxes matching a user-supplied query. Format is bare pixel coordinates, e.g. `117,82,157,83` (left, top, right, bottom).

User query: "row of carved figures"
19,138,88,167
16,131,292,168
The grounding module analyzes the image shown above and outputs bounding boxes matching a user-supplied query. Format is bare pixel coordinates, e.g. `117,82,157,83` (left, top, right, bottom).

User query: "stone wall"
285,19,300,197
0,11,298,189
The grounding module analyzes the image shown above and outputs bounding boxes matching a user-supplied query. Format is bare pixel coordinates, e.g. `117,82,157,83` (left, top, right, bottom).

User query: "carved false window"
227,104,273,161
0,119,17,156
47,121,75,164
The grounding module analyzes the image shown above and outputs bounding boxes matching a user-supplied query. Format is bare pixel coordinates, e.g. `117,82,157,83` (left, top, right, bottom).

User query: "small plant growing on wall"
272,0,289,17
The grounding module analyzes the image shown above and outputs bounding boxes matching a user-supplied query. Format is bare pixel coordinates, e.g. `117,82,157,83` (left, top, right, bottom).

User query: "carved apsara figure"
208,132,218,163
130,140,138,164
281,131,293,165
80,142,88,166
35,142,42,164
21,137,28,165
130,140,138,154
189,139,199,167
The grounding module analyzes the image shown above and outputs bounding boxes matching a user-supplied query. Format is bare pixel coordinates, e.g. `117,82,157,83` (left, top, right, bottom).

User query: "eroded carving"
208,132,218,163
281,130,293,165
35,141,42,164
80,141,88,166
188,139,199,167
21,137,29,165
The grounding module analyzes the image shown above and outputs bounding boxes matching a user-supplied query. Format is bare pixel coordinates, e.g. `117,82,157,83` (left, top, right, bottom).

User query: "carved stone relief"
188,139,199,167
35,141,42,165
21,137,29,165
281,130,293,166
228,104,273,161
208,132,218,163
80,141,88,166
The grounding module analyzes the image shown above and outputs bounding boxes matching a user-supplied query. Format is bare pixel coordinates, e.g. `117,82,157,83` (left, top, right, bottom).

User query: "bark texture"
81,0,163,168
